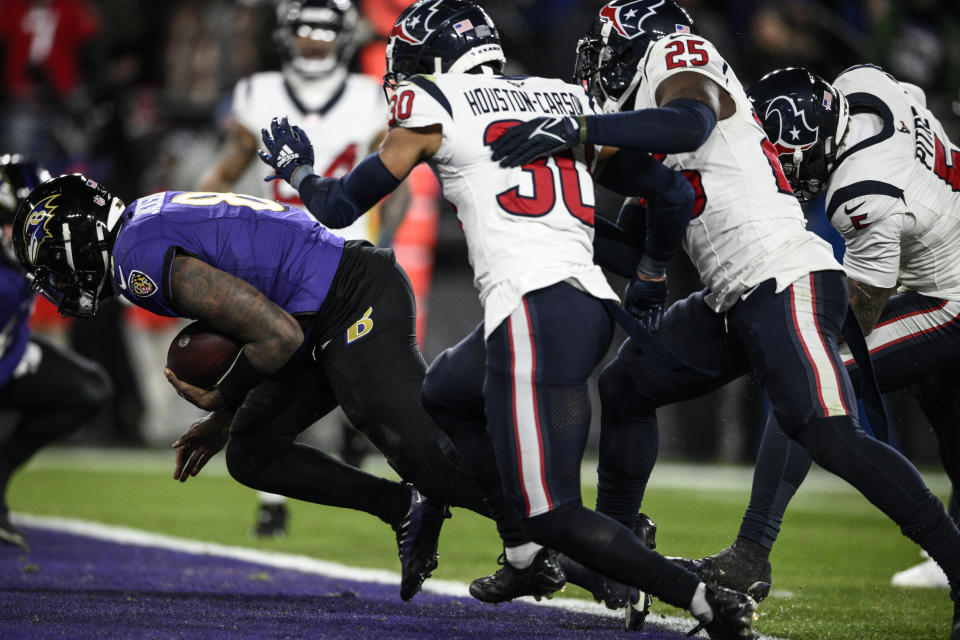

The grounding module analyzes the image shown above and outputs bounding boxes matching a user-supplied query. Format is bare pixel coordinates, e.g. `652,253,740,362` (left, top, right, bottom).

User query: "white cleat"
891,553,949,589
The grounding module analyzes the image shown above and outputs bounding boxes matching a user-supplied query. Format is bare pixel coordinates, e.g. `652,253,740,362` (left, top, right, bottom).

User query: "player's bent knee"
791,415,866,470
598,358,653,412
74,360,112,418
520,501,581,549
224,437,267,489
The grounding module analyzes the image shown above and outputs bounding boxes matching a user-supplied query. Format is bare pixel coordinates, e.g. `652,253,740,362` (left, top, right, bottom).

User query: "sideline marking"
14,513,785,639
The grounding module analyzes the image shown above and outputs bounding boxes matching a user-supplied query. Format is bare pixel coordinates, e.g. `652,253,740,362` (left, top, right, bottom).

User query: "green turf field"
8,447,953,640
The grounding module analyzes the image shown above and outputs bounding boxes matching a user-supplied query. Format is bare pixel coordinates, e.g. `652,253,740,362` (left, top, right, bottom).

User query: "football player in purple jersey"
0,156,111,551
10,174,491,601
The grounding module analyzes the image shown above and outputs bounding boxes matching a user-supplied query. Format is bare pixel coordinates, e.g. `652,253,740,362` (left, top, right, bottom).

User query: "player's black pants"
597,273,960,587
0,337,111,511
740,292,960,548
224,246,487,527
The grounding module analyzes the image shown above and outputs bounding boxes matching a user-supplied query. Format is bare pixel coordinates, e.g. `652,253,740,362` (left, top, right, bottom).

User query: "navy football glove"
489,115,583,167
258,116,315,184
624,258,668,332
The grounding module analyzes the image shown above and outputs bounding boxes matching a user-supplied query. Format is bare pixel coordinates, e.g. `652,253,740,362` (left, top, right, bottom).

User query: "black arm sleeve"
583,97,718,154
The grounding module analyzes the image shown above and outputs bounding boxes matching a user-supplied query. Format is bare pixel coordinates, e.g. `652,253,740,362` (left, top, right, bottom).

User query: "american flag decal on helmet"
822,91,833,109
676,24,690,33
453,19,473,33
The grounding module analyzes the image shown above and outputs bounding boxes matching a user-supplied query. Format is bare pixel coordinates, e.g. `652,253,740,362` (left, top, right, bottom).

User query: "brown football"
166,321,242,389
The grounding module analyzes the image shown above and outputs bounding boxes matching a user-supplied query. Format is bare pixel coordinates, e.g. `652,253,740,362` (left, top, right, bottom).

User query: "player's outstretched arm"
165,254,303,410
276,124,441,230
491,72,729,168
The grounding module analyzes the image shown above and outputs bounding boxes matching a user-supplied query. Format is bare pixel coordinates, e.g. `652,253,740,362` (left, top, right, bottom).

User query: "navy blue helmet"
383,0,505,92
574,0,696,113
747,67,849,202
11,174,125,318
0,154,51,224
276,0,359,77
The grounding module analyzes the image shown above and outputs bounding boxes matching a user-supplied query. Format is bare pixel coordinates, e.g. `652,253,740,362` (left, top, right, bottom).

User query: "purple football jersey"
0,258,34,386
110,192,344,318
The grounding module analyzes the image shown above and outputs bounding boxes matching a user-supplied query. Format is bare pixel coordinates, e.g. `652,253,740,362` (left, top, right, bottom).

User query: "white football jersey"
826,65,960,301
389,73,617,336
634,34,841,312
231,69,386,242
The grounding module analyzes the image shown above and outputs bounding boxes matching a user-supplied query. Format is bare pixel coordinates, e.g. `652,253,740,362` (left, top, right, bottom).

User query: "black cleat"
671,542,771,603
690,583,757,640
469,547,566,603
0,512,28,552
625,513,657,631
395,488,446,601
559,553,637,609
252,503,288,539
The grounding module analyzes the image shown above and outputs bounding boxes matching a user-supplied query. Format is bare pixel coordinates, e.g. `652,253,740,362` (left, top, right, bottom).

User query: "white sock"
504,542,542,570
258,492,286,506
689,582,713,624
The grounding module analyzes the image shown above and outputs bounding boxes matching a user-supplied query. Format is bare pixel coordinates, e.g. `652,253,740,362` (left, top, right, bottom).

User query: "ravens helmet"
276,0,359,78
11,174,125,319
383,0,505,93
0,154,51,225
747,67,849,202
574,0,696,113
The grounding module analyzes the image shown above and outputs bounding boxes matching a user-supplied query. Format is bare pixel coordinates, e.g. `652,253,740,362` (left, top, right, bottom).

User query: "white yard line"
14,513,786,640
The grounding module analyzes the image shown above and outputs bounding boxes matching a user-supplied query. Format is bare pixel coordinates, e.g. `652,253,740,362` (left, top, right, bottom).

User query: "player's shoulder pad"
825,179,905,223
397,74,453,118
833,64,899,96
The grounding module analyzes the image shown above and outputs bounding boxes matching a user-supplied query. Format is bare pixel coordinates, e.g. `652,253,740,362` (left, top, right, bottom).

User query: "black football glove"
490,115,583,167
258,116,315,184
624,257,668,332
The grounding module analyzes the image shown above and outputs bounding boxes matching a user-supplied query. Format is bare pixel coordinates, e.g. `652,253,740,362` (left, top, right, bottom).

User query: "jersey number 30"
485,120,594,225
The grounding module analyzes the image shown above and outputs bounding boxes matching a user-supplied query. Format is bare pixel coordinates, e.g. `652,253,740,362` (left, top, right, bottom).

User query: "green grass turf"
7,448,953,640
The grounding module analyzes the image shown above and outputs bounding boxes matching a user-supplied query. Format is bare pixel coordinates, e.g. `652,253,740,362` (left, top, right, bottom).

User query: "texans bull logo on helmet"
763,95,821,156
388,0,448,45
600,0,688,39
22,194,58,267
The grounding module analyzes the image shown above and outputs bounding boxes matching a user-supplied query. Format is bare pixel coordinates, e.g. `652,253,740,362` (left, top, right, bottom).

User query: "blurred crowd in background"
1,0,957,467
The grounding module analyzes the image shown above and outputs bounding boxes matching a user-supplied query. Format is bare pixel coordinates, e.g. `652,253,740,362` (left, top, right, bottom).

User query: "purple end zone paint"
0,527,694,640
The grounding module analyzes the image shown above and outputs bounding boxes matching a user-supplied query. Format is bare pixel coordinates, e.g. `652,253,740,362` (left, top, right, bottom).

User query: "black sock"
372,480,413,529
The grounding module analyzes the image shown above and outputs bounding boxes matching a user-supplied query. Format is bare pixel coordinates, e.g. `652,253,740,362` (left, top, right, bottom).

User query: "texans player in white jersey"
258,1,757,637
680,65,960,604
199,0,410,537
490,2,960,636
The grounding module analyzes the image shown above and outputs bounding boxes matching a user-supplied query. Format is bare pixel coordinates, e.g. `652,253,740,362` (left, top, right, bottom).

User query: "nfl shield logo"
822,91,833,109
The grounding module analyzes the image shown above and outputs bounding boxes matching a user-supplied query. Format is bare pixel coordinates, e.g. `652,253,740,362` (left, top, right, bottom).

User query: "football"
166,321,242,389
